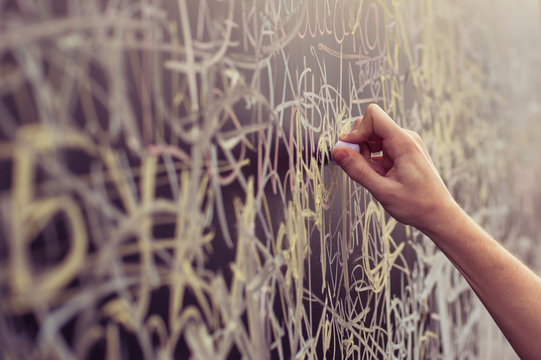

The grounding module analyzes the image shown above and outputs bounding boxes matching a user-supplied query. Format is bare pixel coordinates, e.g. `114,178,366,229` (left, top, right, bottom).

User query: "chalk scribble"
0,0,540,359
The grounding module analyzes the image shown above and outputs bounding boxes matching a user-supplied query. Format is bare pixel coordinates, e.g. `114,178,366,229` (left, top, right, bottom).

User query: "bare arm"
332,104,541,360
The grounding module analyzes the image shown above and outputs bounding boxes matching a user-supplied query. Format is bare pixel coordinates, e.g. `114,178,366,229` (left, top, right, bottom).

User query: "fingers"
348,142,392,174
331,147,388,195
339,104,401,144
404,129,436,167
352,117,363,128
371,152,393,173
367,157,387,176
331,105,452,230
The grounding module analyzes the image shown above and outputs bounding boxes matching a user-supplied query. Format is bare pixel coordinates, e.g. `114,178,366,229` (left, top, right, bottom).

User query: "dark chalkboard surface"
1,0,540,359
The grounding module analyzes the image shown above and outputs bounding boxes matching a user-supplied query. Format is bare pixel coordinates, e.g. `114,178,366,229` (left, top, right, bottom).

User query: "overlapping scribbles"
0,0,540,359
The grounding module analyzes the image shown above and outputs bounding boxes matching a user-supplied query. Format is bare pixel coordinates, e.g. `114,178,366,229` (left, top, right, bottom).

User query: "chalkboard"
1,0,541,359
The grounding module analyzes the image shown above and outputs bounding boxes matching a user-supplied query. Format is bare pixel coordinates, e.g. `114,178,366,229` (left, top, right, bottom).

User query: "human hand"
331,104,460,233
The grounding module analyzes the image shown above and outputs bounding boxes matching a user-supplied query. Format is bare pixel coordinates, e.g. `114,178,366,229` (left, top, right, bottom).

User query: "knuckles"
398,129,425,153
410,131,422,144
404,129,422,143
365,103,380,117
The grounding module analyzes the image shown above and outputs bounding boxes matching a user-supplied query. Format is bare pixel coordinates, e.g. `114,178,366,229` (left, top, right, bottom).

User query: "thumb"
332,147,386,195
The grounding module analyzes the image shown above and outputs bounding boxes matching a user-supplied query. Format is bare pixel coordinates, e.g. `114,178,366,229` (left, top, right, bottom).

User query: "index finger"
339,104,401,143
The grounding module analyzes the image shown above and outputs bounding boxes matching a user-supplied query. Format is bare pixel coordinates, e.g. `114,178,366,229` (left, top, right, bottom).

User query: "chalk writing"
0,0,540,359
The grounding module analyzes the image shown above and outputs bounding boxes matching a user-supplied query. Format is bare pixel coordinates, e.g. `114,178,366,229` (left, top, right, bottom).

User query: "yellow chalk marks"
6,125,92,313
276,200,312,289
336,105,352,137
323,315,332,354
360,201,404,293
102,148,138,214
350,0,366,34
8,196,88,313
134,154,159,320
103,298,137,332
170,170,215,333
0,0,518,358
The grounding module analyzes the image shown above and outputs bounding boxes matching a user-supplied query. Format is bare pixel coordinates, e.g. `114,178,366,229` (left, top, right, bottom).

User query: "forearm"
333,105,541,358
423,204,541,360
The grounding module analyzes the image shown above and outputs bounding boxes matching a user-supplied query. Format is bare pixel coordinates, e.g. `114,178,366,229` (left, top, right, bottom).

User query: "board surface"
1,0,540,359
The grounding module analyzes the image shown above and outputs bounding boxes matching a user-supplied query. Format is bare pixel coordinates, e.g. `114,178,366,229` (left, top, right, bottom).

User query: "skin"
331,103,541,360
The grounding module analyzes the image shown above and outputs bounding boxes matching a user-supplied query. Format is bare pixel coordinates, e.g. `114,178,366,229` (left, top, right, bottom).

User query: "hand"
331,104,459,233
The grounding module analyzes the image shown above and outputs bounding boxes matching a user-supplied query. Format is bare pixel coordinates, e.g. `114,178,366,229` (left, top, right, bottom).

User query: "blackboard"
1,0,541,359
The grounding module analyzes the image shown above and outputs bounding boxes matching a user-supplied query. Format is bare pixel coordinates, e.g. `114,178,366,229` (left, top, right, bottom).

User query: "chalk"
333,140,360,153
327,140,361,164
320,141,361,165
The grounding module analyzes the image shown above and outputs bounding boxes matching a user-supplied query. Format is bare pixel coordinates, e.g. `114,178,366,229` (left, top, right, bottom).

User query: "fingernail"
332,149,350,165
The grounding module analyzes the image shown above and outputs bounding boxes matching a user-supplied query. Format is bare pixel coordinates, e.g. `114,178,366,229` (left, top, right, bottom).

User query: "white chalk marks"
0,0,539,359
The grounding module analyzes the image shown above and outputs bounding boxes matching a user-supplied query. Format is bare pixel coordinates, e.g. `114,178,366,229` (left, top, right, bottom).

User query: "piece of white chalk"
333,140,360,153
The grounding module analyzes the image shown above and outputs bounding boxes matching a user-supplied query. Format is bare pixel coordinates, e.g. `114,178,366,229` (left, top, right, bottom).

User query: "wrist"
417,196,465,240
